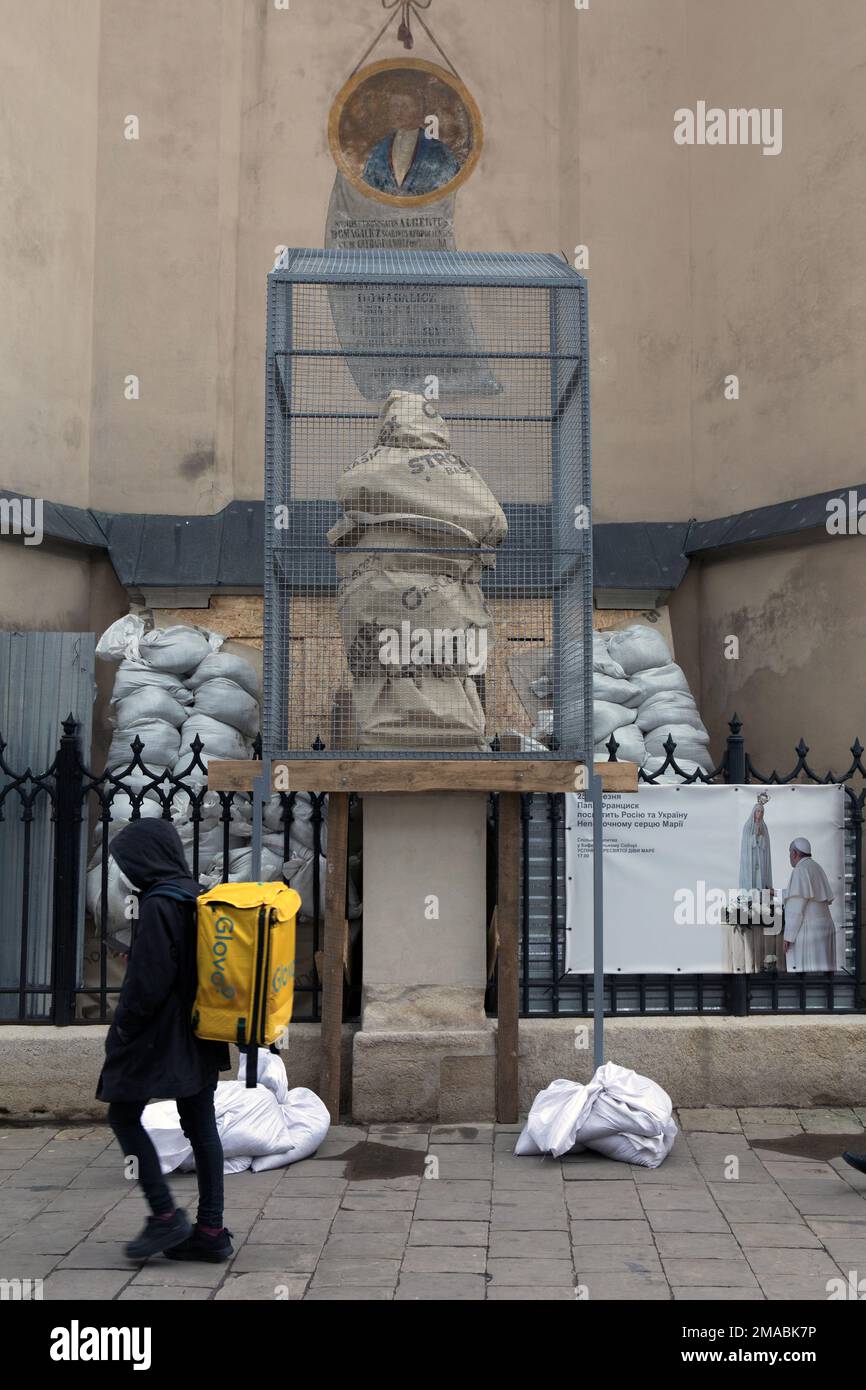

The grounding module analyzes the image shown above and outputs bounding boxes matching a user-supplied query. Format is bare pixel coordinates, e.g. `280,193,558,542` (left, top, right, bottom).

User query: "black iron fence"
0,720,336,1024
498,716,864,1018
2,714,863,1026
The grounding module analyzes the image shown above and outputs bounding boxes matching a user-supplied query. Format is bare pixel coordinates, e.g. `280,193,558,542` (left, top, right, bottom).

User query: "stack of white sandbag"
90,618,262,933
97,615,261,785
593,624,712,777
143,1050,330,1176
92,616,359,926
98,616,225,785
177,650,260,785
514,1062,678,1169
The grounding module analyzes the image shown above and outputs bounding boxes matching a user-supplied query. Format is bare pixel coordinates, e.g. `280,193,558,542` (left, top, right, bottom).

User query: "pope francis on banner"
783,838,837,971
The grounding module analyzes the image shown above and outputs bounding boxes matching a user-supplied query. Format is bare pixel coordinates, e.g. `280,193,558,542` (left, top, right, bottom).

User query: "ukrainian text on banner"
565,784,847,975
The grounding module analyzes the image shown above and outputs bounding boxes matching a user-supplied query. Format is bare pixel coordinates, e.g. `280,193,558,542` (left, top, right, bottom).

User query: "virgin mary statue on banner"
723,792,774,973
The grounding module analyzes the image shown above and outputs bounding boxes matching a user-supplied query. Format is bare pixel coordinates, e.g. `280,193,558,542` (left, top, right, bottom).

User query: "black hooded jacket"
95,819,231,1104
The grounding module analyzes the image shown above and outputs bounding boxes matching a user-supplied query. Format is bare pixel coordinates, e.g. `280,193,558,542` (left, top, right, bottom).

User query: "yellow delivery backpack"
192,883,301,1077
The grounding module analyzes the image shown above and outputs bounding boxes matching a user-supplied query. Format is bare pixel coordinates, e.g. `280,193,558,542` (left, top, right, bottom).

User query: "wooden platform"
207,757,638,794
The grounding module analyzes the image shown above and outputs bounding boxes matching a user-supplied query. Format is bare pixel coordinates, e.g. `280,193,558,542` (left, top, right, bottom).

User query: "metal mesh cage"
264,249,593,761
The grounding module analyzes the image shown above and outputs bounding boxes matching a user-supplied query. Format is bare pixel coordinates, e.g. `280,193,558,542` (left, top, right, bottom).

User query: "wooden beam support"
207,758,639,794
496,791,520,1124
320,792,349,1125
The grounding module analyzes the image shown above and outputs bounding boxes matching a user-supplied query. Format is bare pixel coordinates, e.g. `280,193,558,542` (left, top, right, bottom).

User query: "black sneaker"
164,1224,234,1263
124,1209,192,1261
842,1151,866,1175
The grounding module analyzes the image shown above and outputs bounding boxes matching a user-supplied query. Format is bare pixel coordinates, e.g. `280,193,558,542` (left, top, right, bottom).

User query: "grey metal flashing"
683,485,859,555
0,490,107,550
2,482,860,595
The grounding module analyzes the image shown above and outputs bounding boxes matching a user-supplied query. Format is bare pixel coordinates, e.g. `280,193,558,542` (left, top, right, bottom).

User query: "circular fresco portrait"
328,58,483,208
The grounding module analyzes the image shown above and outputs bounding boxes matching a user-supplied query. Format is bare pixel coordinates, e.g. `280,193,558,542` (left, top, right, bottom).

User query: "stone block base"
352,1026,496,1123
0,1024,354,1122
2,1015,864,1122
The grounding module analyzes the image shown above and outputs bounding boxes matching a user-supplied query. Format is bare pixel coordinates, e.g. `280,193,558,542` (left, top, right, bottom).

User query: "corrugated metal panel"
0,632,95,1019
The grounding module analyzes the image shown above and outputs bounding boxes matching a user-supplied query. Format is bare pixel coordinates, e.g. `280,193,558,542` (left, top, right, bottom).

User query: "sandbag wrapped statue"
328,391,507,750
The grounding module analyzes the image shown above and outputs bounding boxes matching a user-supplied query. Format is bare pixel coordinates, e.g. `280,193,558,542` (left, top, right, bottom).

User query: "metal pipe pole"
591,771,604,1069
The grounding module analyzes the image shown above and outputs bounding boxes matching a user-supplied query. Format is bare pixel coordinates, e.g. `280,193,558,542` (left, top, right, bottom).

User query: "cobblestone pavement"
2,1107,866,1301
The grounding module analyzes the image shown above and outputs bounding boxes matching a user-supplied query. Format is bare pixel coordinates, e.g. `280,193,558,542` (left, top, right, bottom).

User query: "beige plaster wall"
0,0,100,507
693,534,866,773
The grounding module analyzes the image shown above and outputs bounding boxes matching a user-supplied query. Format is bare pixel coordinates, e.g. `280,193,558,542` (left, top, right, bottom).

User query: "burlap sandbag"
337,561,492,679
351,674,486,751
334,526,489,581
327,391,508,549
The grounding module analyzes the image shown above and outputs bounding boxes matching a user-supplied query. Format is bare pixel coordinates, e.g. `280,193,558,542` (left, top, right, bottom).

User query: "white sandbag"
85,856,137,948
644,724,711,758
514,1063,677,1169
592,632,626,680
178,1149,253,1174
533,709,553,744
114,687,188,731
282,846,325,920
529,674,552,701
606,624,672,676
96,615,147,663
172,750,253,788
110,660,194,707
175,819,236,876
91,794,165,846
224,1155,253,1174
175,1089,291,1167
594,724,647,763
264,791,327,854
177,713,250,761
592,673,641,707
107,719,181,772
141,1101,193,1173
642,755,710,782
144,1051,330,1176
200,842,284,887
138,625,222,675
237,1048,291,1102
214,1088,291,1159
644,733,713,773
593,700,638,745
251,1088,332,1170
497,730,550,754
282,844,361,921
636,691,707,735
629,663,690,705
190,677,260,738
185,651,261,701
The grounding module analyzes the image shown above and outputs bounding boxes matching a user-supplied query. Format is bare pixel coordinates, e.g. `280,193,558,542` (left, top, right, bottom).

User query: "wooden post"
496,790,521,1124
320,791,349,1123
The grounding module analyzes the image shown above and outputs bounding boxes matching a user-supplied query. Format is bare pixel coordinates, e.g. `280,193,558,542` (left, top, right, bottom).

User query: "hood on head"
376,389,450,450
109,818,199,896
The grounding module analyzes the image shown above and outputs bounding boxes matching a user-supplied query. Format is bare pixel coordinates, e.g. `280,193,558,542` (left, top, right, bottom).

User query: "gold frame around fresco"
328,58,484,209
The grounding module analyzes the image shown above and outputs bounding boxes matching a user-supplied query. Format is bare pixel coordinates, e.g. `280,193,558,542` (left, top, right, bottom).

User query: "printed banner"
565,784,847,975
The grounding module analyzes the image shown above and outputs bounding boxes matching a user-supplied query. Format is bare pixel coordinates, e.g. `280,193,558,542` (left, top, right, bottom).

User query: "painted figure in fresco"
362,91,460,196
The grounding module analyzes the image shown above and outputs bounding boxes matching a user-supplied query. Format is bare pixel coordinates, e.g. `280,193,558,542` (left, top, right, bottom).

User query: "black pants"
108,1083,224,1228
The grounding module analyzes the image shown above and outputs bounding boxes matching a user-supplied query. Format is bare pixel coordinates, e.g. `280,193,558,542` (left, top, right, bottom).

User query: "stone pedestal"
352,791,495,1121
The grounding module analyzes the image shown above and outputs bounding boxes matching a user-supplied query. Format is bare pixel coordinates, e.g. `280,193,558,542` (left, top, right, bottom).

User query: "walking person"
96,818,233,1262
